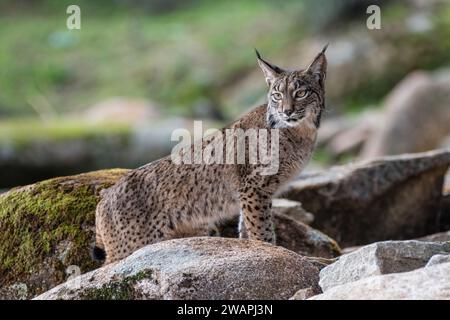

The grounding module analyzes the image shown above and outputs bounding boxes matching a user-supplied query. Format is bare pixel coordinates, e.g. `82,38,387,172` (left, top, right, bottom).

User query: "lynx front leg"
239,189,275,244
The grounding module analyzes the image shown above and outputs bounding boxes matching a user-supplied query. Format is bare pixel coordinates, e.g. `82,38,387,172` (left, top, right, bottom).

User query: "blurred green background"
0,0,305,118
1,0,450,188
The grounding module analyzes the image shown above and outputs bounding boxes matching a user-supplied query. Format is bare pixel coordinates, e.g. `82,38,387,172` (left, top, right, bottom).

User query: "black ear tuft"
255,48,262,60
255,49,284,74
255,49,285,86
306,45,328,87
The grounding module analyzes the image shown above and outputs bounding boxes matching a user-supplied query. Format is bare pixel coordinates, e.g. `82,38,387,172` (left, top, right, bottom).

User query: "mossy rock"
0,169,129,299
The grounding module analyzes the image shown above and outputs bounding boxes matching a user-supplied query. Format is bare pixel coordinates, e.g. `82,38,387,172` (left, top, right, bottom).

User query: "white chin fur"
284,119,301,127
271,119,298,129
267,109,302,128
278,117,303,128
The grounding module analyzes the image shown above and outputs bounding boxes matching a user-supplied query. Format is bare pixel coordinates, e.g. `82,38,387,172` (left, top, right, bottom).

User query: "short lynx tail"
92,201,107,262
91,225,107,262
91,236,107,262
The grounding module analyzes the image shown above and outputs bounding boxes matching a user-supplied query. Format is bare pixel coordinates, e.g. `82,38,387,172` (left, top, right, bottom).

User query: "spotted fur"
94,47,328,264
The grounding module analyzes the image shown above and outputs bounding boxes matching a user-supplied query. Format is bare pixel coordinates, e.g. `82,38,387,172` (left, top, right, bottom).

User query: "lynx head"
256,46,327,129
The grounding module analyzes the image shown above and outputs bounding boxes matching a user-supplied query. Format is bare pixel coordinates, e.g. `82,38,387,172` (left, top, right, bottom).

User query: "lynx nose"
283,108,294,116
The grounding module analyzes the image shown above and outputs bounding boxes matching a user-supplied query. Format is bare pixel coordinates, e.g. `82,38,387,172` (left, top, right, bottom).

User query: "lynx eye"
271,92,282,101
294,90,308,100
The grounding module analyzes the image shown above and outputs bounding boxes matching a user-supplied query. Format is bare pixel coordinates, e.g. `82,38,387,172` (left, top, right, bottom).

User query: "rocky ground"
0,149,449,300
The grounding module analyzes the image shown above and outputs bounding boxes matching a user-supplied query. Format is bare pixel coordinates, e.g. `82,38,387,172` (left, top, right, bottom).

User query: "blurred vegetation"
1,0,450,120
1,0,450,181
0,119,129,148
341,1,450,113
0,0,303,118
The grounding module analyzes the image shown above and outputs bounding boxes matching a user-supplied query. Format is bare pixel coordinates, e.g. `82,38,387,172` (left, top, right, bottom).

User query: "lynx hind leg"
95,203,173,264
239,188,276,244
103,220,167,264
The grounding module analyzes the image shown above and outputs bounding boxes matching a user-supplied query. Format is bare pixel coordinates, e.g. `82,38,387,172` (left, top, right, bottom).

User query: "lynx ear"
255,49,284,87
306,44,328,87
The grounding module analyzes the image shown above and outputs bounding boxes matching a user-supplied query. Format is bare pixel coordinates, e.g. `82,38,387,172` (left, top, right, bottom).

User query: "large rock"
445,169,450,194
281,150,450,246
417,230,450,242
273,214,340,259
426,254,450,267
318,240,450,292
0,169,128,299
271,199,314,225
35,237,321,300
310,262,450,300
361,70,450,159
317,110,382,159
341,230,450,255
441,194,450,231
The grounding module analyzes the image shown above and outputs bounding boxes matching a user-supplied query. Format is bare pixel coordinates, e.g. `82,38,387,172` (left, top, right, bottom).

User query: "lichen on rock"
80,270,153,300
0,169,129,299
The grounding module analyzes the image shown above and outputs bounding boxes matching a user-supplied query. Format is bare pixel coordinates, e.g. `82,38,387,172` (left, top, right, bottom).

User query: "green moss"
0,119,131,149
0,169,129,296
81,270,153,300
382,3,409,22
311,147,334,166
